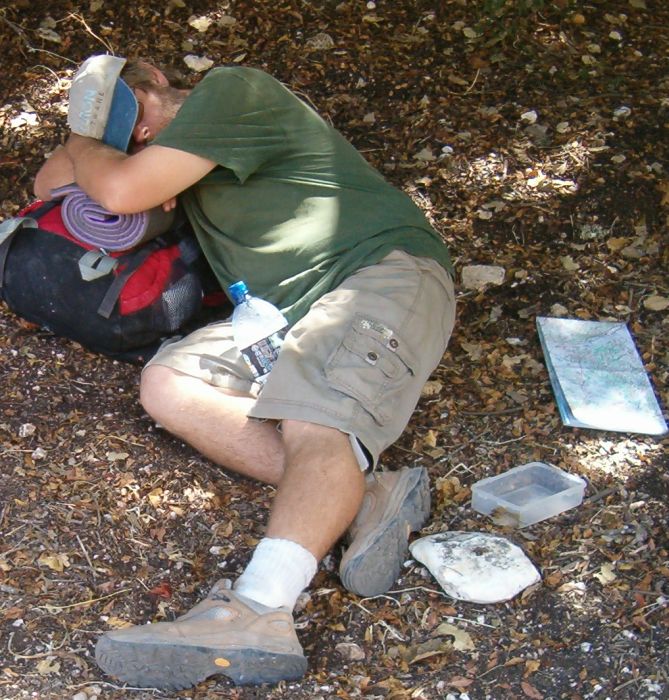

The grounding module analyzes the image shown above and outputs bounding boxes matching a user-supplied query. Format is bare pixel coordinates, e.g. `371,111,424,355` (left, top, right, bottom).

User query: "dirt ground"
0,1,667,699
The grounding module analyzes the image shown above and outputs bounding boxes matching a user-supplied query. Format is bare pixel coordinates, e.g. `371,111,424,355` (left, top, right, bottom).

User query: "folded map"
536,317,667,436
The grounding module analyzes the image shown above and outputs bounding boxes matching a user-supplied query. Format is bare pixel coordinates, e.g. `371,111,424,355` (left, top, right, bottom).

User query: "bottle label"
240,327,288,382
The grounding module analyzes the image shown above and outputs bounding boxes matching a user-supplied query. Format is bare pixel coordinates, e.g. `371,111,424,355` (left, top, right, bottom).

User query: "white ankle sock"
234,537,318,611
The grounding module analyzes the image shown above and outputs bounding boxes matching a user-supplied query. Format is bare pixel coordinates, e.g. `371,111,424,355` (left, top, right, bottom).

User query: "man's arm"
34,146,75,200
64,135,216,214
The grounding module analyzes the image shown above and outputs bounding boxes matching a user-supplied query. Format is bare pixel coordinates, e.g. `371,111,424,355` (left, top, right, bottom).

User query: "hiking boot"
95,582,307,690
339,466,430,597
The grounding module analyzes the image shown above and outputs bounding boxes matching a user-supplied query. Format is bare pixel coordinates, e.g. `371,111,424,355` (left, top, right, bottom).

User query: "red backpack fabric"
0,200,228,363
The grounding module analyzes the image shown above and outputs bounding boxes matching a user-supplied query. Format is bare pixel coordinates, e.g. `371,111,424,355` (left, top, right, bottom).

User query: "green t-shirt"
154,67,453,323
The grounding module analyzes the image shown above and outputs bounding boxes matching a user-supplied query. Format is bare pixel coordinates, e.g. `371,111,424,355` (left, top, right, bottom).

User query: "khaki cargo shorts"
145,250,456,468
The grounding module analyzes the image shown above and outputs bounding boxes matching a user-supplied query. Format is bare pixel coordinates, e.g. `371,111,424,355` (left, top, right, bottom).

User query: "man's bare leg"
140,364,285,485
96,367,386,690
267,419,365,559
141,365,365,558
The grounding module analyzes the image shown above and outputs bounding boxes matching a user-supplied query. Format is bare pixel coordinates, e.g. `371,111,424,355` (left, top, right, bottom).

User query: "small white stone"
461,265,506,290
306,32,335,50
335,641,366,660
550,303,569,317
183,54,214,72
19,423,36,438
294,591,312,613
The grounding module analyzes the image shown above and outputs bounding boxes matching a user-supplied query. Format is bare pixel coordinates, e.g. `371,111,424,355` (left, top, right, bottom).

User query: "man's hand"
162,197,178,212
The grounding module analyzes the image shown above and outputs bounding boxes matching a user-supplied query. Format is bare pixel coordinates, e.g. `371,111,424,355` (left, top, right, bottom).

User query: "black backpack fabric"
0,200,228,363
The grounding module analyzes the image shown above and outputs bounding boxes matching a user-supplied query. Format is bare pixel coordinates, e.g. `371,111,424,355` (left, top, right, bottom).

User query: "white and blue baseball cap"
67,55,138,152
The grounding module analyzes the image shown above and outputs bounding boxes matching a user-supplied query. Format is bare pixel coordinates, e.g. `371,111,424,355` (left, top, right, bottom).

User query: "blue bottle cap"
228,280,249,305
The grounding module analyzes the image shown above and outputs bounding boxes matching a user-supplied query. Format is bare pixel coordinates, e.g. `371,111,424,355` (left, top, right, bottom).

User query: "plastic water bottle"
229,280,289,383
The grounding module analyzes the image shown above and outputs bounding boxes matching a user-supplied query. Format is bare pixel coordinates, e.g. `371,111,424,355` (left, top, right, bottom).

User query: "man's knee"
139,364,178,420
280,420,353,461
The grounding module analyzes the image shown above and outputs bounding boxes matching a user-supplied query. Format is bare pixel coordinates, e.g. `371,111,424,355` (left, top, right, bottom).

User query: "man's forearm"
64,134,129,207
33,146,75,200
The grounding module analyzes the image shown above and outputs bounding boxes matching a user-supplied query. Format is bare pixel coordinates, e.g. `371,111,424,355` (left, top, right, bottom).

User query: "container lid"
228,280,249,305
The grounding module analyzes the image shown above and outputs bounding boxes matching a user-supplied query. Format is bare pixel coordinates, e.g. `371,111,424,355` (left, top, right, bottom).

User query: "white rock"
550,303,569,317
306,32,335,50
643,295,669,311
461,265,505,290
19,423,36,438
188,15,214,32
409,531,541,603
415,146,436,162
183,54,214,72
294,591,312,613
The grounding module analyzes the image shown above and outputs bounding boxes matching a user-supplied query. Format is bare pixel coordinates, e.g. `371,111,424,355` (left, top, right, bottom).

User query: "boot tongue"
191,605,236,622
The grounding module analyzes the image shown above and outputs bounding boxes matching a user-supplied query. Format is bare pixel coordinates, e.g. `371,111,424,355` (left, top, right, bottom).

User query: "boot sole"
340,467,430,597
95,635,308,690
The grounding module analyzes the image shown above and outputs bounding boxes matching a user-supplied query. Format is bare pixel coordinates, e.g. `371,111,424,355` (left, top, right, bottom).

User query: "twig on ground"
0,14,75,64
461,407,524,416
585,486,620,504
67,13,115,55
76,533,96,578
35,587,132,613
8,630,72,659
352,601,407,642
361,586,498,628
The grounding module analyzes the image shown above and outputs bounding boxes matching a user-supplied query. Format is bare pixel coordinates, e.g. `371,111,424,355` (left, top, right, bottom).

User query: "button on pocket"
325,315,417,425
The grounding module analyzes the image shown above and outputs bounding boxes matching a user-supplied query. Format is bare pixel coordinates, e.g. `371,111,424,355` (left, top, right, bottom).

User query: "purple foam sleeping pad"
50,183,175,252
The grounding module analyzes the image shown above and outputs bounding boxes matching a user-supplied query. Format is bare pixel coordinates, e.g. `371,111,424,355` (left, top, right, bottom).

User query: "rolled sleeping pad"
50,183,174,252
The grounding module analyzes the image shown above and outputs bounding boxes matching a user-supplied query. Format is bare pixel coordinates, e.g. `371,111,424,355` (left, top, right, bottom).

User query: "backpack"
0,200,228,363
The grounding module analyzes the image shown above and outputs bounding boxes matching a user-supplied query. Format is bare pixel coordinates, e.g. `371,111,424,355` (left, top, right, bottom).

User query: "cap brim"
102,78,138,152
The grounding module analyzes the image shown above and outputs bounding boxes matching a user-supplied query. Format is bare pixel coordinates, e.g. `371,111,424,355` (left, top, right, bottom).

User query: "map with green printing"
536,317,667,436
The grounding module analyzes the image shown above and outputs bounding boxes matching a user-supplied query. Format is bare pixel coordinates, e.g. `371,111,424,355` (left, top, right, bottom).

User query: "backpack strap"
0,217,39,288
96,242,160,319
78,250,120,281
177,235,201,266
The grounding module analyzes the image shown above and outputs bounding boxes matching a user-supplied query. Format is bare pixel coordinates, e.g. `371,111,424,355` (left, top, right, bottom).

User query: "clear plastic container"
471,462,586,527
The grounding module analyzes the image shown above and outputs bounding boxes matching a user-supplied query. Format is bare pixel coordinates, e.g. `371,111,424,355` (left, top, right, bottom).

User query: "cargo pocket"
325,315,417,425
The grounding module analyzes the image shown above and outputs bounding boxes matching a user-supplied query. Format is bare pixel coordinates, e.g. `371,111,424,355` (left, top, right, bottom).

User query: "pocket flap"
341,316,417,378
